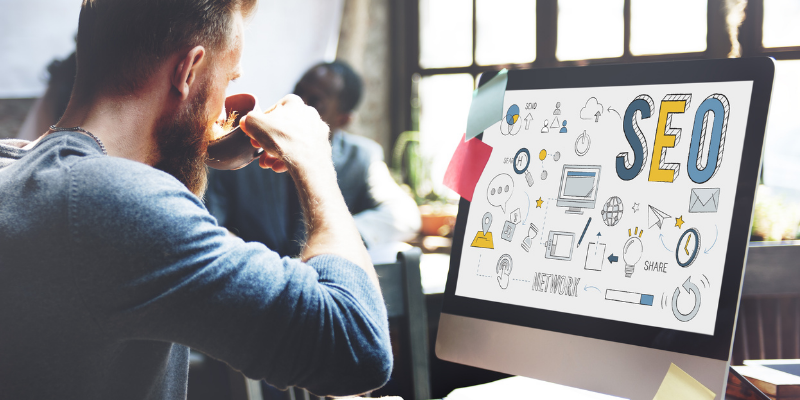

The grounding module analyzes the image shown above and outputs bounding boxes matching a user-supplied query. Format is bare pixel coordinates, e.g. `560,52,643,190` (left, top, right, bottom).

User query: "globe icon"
601,196,624,226
506,104,520,125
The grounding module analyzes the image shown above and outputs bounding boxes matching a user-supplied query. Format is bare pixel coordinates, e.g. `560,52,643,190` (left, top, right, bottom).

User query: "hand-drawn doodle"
580,97,604,122
605,289,654,306
600,196,623,226
577,217,592,247
559,120,568,133
496,254,513,289
521,223,539,252
550,118,561,130
557,165,602,215
545,231,575,261
649,94,691,183
675,216,685,228
525,102,537,110
524,113,533,130
500,104,523,136
470,211,494,249
672,277,701,322
632,203,640,213
623,227,644,277
553,102,562,115
541,119,550,133
513,148,530,175
647,205,671,229
536,197,544,208
501,220,516,242
509,208,522,225
616,95,654,181
575,130,591,156
552,151,561,162
688,188,720,213
607,106,621,120
513,148,535,186
584,242,607,271
688,94,729,184
676,227,701,267
704,225,718,254
487,174,514,213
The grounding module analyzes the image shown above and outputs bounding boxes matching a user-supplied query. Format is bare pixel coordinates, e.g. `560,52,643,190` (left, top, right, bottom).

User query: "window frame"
391,0,800,141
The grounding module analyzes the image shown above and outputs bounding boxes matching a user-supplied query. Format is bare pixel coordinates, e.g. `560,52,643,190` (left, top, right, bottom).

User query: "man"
0,1,391,399
206,62,420,257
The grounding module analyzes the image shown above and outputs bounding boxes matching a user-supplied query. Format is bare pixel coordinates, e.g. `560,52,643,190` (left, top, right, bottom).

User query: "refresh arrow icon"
672,277,701,322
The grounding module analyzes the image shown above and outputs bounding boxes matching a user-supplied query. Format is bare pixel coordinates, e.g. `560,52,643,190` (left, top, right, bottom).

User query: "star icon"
632,203,640,213
675,216,685,229
536,197,544,208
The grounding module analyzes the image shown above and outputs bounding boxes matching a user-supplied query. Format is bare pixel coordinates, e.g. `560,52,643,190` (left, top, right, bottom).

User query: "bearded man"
0,1,391,399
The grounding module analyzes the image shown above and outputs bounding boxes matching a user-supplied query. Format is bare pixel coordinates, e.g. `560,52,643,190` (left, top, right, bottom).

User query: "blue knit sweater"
0,131,392,399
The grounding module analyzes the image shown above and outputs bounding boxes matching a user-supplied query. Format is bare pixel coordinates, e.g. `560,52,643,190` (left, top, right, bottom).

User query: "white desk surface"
445,376,627,400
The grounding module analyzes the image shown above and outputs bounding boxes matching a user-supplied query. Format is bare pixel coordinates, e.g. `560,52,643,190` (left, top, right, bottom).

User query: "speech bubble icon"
487,173,514,213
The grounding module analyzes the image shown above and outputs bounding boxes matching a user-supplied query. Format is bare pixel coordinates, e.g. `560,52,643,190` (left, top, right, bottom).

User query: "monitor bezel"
441,57,774,361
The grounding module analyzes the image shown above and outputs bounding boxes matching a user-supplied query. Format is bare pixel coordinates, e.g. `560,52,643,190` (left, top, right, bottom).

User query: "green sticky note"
653,363,715,400
465,69,508,141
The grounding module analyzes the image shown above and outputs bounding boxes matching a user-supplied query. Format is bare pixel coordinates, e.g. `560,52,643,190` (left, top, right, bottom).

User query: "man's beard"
153,83,213,198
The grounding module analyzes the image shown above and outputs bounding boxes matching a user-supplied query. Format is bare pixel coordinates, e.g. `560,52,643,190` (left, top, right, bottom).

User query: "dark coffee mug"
206,93,263,170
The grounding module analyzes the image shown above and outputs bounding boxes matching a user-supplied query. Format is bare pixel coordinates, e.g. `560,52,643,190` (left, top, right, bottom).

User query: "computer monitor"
436,58,774,400
557,164,601,214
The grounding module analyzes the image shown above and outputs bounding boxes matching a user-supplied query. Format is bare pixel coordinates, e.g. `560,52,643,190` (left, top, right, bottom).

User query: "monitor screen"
560,167,599,200
453,79,753,337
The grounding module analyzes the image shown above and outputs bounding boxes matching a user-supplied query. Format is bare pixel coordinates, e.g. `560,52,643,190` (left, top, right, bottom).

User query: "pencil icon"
577,217,592,247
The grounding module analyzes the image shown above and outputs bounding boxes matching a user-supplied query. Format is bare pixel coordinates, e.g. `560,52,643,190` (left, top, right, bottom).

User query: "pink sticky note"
443,134,493,202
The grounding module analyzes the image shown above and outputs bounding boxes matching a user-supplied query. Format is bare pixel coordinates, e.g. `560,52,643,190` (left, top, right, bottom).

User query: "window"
630,0,707,55
398,0,800,198
556,0,624,61
763,0,800,48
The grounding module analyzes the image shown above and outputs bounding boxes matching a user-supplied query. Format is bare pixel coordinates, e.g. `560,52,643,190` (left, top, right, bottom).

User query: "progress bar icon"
605,289,654,306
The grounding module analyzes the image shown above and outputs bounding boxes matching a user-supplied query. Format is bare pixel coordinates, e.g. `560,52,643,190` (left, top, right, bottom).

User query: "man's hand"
237,94,377,287
240,94,331,174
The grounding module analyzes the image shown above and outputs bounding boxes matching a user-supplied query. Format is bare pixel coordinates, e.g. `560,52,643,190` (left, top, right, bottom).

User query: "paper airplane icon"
648,205,671,230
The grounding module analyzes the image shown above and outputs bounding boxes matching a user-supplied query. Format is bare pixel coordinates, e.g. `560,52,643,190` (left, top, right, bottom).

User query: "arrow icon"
704,225,718,254
672,277,702,322
659,234,671,252
524,113,533,130
583,285,601,293
607,254,618,264
594,111,601,122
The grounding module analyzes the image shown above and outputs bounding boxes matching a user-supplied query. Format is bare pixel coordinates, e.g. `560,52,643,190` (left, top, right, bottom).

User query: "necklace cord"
48,125,108,156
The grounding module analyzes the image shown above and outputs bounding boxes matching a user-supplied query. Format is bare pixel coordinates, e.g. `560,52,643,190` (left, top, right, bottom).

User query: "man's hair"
317,61,364,114
76,0,257,95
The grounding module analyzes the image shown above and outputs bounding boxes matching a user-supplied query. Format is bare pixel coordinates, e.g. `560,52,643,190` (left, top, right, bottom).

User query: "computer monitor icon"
556,165,601,215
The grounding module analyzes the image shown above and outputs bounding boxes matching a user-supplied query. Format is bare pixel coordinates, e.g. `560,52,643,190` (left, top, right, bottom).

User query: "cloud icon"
580,97,604,122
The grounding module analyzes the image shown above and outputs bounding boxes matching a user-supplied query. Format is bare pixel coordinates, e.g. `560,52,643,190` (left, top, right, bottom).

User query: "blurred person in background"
206,61,421,257
17,51,76,141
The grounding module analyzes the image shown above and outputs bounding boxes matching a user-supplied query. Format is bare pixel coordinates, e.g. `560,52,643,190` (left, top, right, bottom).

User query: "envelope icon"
688,188,720,213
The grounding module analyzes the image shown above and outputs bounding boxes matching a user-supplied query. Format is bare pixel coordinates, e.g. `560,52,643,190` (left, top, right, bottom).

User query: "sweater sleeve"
66,158,392,396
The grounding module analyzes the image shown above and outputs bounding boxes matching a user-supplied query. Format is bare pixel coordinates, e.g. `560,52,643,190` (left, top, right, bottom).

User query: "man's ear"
172,46,206,101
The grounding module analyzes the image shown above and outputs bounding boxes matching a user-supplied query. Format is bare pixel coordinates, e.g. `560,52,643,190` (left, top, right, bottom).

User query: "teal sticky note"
466,69,508,141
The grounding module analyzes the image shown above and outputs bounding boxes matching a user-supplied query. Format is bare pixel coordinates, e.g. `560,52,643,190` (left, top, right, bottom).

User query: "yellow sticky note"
653,363,715,400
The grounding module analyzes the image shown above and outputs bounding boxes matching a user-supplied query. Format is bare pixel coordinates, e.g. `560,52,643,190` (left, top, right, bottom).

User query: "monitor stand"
565,207,584,215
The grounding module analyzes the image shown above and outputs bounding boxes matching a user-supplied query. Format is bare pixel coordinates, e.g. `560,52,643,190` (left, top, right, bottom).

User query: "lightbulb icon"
622,227,644,278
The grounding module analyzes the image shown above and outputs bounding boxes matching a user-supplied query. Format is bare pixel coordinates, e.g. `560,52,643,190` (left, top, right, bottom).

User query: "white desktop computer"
436,58,774,399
